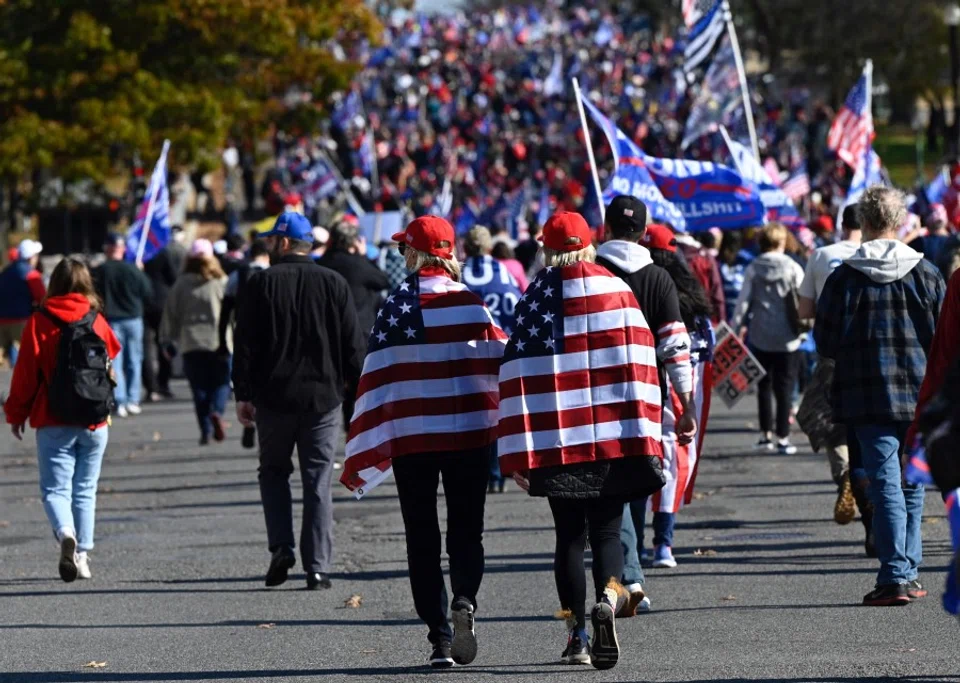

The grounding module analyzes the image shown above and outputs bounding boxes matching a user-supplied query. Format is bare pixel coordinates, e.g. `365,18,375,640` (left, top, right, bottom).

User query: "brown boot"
833,473,856,525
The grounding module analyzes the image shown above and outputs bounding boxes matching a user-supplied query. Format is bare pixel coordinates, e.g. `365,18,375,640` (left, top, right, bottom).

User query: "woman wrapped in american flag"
340,216,508,669
498,212,670,670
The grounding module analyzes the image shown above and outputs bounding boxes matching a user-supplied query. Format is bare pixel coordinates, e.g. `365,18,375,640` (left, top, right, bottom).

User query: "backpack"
41,309,115,425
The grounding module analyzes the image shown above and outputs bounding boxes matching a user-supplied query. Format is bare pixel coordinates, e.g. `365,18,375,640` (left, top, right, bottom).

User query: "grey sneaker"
76,552,92,580
58,536,78,583
450,598,478,665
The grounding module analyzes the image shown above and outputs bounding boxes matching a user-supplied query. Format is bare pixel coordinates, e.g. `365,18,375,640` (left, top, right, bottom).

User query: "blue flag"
580,96,687,231
725,137,803,227
681,33,747,150
926,166,950,204
683,0,726,74
126,141,171,263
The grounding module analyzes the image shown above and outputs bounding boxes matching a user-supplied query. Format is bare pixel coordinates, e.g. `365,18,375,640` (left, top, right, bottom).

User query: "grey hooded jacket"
731,252,806,353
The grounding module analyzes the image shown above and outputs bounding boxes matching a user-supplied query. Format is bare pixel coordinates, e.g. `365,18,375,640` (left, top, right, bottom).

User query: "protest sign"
711,322,766,408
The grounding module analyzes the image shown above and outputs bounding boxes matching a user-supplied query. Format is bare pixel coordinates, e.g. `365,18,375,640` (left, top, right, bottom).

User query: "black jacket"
93,259,153,321
144,242,186,316
232,254,365,414
317,250,390,335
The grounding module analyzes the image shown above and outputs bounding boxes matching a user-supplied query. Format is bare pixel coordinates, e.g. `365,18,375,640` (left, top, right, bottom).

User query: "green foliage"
0,0,379,180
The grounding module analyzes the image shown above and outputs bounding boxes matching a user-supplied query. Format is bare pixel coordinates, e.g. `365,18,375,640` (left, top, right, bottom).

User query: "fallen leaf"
152,431,162,442
257,623,276,629
0,520,10,528
344,594,363,608
359,649,377,654
922,517,941,525
82,662,107,669
721,595,737,601
694,548,718,556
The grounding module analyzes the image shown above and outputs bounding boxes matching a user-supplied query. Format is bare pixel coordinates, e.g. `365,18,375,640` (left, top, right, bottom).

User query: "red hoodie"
4,294,121,430
908,268,960,445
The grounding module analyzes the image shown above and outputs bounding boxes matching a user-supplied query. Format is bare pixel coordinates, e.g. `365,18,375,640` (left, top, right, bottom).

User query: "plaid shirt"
814,260,945,424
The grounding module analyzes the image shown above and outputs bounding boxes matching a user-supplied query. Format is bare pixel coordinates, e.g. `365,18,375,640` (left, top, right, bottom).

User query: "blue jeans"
182,351,232,438
621,498,677,585
36,426,109,552
109,317,144,406
854,423,925,586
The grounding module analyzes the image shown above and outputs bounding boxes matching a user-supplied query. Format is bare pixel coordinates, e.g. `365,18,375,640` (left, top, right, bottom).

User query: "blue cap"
263,211,313,241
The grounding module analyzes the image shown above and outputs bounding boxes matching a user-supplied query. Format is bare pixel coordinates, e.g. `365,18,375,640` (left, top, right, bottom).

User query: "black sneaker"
561,630,591,665
907,580,927,599
450,598,478,665
862,583,910,606
265,548,296,587
429,642,454,669
242,426,257,449
306,573,332,590
590,589,620,670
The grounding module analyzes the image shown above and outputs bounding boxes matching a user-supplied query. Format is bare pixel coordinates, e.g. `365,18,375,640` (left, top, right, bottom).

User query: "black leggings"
549,497,625,631
753,349,800,439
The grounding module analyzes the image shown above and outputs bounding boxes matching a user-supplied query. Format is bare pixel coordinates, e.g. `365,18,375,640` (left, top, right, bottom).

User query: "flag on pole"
537,185,551,228
683,0,726,74
496,261,664,476
432,177,453,218
125,141,171,263
781,163,812,201
543,51,565,97
341,271,508,498
827,62,874,172
681,34,747,150
844,148,884,205
298,158,339,212
725,136,802,227
926,166,951,204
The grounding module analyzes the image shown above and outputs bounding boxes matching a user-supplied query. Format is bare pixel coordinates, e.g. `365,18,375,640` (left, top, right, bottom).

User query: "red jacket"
908,269,960,444
4,294,121,430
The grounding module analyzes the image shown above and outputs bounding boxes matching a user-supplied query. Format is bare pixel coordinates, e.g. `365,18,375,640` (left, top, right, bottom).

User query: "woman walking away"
4,258,120,582
731,223,805,454
161,239,231,445
498,212,672,670
340,216,507,669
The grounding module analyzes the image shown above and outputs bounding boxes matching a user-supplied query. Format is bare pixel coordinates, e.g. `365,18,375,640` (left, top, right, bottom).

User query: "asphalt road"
2,376,959,683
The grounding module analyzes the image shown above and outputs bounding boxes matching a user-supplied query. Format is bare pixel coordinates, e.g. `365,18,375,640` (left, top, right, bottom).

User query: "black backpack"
41,309,115,425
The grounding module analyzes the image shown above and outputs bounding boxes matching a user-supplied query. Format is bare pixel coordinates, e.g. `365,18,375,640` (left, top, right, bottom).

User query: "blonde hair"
758,223,788,253
542,238,597,267
404,244,462,281
858,186,907,237
184,254,226,281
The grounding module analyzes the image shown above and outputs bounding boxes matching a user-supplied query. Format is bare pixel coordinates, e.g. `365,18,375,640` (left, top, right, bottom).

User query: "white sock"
56,527,75,543
625,583,643,594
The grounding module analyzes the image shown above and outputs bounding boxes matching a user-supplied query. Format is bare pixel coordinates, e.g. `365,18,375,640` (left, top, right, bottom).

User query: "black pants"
549,496,625,631
753,349,800,439
142,310,172,395
256,405,339,574
392,448,490,645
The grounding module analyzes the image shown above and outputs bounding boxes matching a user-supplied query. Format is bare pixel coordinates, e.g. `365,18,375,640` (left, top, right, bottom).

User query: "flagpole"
572,77,606,223
317,148,366,217
722,2,760,161
135,139,171,266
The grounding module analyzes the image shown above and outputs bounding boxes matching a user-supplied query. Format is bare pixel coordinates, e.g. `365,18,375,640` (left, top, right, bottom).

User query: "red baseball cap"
392,216,455,259
541,212,592,252
640,224,677,252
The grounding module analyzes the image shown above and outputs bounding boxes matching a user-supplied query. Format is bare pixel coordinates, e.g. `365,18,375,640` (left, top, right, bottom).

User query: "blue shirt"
462,255,522,334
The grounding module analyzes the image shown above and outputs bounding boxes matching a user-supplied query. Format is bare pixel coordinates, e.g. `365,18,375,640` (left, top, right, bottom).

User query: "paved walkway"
1,379,959,682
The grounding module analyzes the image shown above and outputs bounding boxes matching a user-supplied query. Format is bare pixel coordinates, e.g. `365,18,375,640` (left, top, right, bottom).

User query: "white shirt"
799,240,861,302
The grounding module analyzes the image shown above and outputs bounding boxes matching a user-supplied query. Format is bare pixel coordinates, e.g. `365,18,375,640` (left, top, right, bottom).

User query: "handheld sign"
711,322,766,408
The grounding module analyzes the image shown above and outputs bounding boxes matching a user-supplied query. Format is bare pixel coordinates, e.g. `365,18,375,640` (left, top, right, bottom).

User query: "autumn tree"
0,0,379,249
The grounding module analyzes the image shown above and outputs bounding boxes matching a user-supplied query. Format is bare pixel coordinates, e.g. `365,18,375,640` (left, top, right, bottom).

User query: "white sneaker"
116,405,129,418
777,438,797,455
76,552,92,580
126,404,142,416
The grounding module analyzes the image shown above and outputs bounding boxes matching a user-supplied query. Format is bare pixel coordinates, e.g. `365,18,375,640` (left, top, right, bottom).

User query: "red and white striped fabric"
827,64,873,172
497,262,663,476
341,267,508,498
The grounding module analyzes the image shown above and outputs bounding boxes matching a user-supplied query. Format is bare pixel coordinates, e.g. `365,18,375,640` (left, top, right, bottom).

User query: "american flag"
497,262,663,476
341,271,508,498
125,140,171,263
652,318,715,512
683,0,726,74
298,158,338,211
827,61,874,172
781,163,811,201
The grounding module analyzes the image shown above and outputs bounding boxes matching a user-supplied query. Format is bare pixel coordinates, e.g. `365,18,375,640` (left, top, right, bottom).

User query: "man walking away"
815,186,946,606
219,238,270,449
233,212,365,591
143,225,186,400
797,204,870,540
0,240,45,367
93,234,152,418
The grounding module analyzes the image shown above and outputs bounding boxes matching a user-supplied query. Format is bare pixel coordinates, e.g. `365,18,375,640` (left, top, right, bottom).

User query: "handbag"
784,284,812,336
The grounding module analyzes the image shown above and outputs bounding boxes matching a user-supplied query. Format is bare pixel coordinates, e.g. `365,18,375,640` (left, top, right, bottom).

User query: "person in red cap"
595,196,697,612
341,215,508,670
501,211,666,670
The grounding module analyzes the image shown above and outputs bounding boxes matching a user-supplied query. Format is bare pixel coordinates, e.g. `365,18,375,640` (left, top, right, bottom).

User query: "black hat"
104,232,125,247
606,195,648,237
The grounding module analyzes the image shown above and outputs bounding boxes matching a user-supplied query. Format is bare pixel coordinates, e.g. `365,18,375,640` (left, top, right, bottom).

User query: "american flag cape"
497,262,663,476
827,61,874,172
341,269,508,498
652,317,715,512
